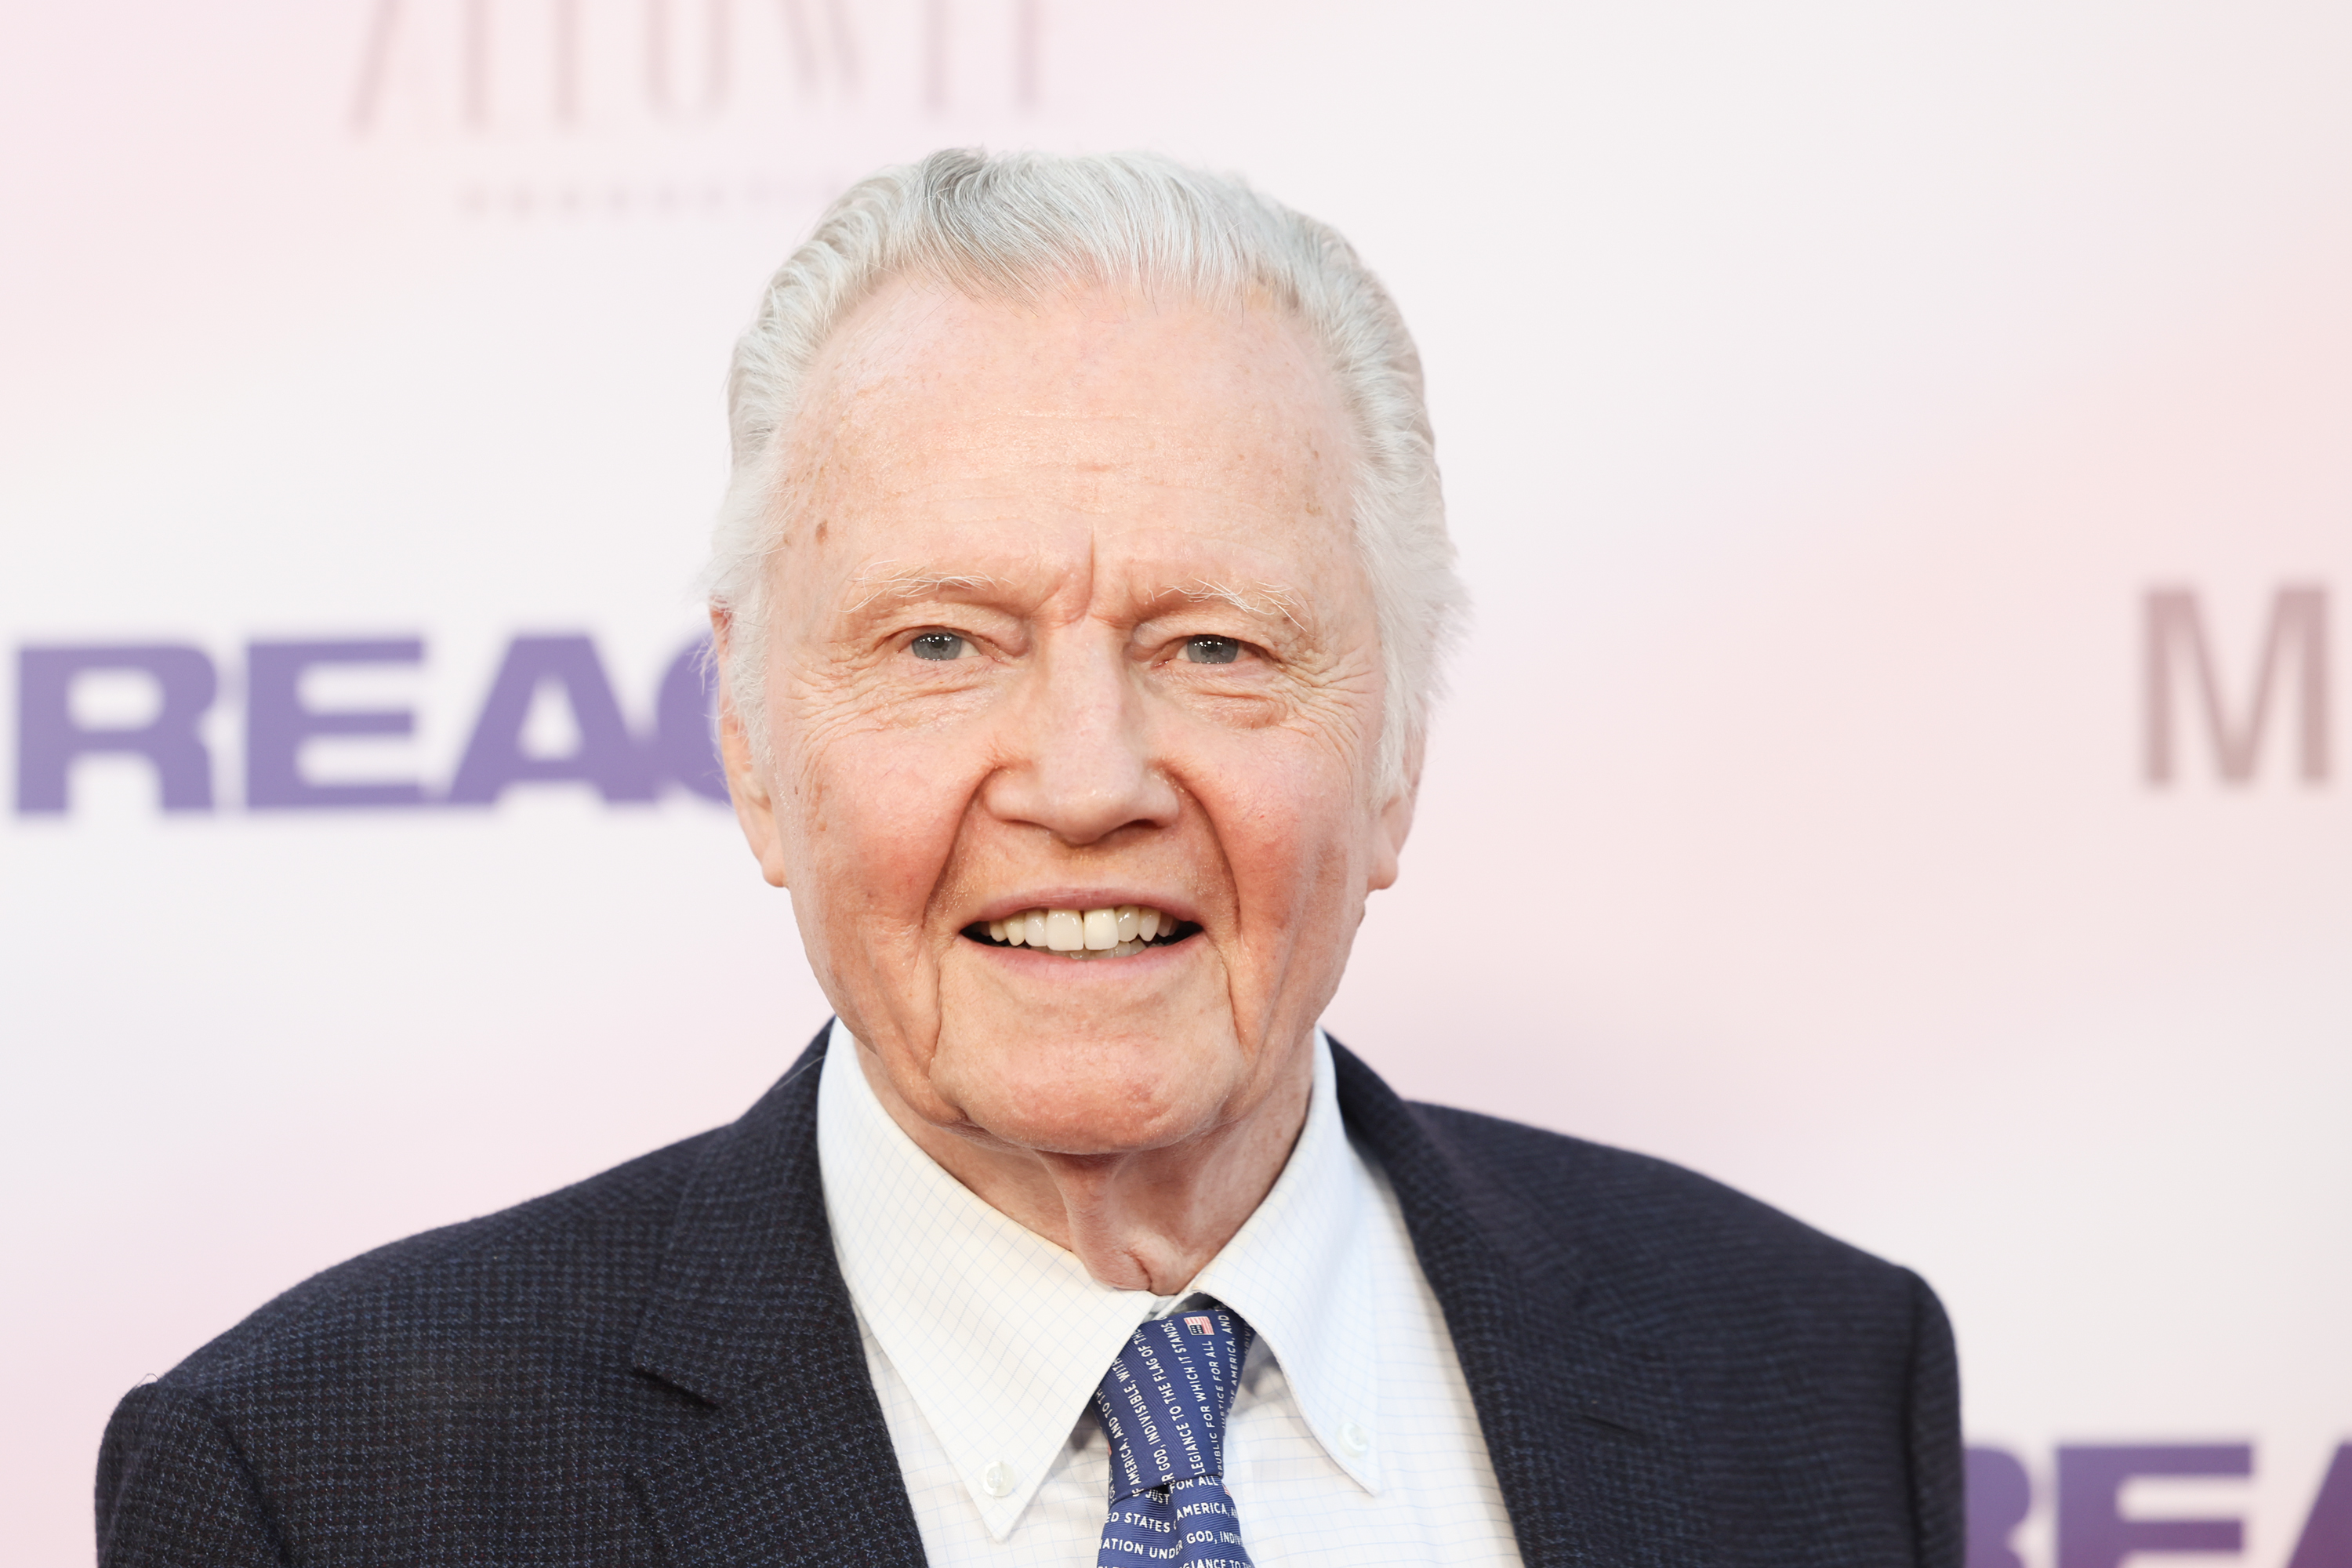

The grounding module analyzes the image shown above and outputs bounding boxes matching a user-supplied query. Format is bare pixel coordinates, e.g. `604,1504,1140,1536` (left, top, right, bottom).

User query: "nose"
980,633,1181,846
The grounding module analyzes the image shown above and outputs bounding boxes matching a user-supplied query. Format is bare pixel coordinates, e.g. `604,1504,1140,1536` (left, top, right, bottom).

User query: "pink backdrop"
5,3,2347,1563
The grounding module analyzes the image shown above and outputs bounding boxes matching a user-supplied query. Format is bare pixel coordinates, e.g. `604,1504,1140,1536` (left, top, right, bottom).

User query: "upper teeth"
988,905,1167,952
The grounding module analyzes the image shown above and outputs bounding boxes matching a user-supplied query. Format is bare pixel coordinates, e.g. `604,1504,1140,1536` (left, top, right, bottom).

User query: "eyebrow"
844,564,1001,612
1155,577,1305,630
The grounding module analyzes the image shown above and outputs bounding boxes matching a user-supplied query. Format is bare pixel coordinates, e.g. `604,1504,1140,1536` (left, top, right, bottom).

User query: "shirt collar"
1188,1031,1381,1495
816,1021,1379,1541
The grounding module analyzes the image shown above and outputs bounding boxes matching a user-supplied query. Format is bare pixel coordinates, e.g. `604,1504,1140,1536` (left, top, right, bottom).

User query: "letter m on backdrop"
2143,585,2331,786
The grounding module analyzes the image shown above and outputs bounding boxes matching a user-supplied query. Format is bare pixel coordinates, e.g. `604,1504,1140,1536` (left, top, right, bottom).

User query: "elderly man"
99,152,1961,1567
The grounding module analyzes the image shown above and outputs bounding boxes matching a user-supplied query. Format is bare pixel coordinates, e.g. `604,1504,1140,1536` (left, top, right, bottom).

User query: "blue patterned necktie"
1090,1301,1258,1567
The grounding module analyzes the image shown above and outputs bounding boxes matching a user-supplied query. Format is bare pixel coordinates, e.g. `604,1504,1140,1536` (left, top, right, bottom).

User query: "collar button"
1339,1420,1370,1457
980,1460,1018,1498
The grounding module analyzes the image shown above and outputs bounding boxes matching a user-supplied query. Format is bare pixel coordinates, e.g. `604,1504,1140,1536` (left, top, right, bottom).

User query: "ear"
711,608,791,890
1366,739,1422,894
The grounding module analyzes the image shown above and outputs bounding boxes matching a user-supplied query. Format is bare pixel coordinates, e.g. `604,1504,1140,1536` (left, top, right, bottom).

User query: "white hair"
704,147,1465,797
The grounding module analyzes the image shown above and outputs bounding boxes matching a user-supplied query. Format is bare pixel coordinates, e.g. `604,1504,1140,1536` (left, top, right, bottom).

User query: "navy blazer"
99,1030,1962,1566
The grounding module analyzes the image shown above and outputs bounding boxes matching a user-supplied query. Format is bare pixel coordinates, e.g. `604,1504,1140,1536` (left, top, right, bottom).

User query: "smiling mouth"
962,904,1201,961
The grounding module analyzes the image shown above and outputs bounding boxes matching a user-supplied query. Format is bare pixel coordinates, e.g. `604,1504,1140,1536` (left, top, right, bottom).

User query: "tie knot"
1091,1302,1254,1504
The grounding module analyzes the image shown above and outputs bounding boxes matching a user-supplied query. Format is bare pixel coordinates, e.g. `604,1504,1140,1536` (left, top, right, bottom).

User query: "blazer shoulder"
159,1125,725,1398
1398,1098,1931,1338
1336,1050,1962,1567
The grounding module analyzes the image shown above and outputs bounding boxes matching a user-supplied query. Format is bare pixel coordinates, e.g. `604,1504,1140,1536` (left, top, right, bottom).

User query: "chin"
933,1029,1241,1156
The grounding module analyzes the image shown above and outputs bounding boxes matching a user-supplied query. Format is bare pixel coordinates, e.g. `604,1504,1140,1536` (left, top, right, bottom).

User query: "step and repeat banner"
4,2,2347,1563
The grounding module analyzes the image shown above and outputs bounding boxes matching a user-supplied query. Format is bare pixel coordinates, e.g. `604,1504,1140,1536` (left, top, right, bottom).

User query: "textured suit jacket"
99,1030,1962,1566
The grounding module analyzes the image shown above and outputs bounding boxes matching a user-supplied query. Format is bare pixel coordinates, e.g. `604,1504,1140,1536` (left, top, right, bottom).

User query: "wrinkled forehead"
762,274,1367,619
782,274,1355,510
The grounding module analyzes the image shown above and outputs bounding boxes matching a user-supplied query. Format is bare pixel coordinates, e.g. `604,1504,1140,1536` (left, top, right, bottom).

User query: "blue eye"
910,632,967,661
1182,636,1241,666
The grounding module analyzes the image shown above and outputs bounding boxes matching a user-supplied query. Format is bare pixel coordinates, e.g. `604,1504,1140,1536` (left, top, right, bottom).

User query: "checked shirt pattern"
1089,1304,1258,1567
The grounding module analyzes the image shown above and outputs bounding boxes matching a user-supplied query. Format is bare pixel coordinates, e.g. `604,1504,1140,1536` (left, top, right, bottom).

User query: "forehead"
776,276,1359,597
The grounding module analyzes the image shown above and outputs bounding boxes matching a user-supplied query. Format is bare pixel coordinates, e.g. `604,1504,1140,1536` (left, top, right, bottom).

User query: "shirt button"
1339,1421,1371,1456
980,1461,1017,1498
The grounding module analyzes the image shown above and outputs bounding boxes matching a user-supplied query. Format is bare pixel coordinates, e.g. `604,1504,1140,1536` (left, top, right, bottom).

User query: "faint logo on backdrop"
13,634,724,815
2143,584,2332,789
344,0,1044,218
1966,1443,2351,1568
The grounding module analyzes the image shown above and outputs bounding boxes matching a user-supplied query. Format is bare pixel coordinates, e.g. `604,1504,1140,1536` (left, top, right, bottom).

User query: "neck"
853,1037,1316,1295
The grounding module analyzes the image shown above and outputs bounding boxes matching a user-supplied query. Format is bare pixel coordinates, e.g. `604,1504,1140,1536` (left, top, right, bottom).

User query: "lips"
963,903,1197,960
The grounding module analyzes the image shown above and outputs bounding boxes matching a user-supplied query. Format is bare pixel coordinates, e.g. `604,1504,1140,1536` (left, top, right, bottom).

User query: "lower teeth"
968,929,1182,958
1061,938,1151,960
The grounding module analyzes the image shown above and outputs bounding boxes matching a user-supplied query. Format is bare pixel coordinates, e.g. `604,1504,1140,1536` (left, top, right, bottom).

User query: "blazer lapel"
628,1029,927,1568
621,1029,1711,1566
1334,1042,1717,1568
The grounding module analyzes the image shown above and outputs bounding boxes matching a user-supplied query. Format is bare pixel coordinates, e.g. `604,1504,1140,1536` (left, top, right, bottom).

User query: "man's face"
721,278,1410,1160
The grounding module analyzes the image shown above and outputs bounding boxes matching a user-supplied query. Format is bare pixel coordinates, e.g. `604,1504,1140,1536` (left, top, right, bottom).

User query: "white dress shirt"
815,1020,1526,1566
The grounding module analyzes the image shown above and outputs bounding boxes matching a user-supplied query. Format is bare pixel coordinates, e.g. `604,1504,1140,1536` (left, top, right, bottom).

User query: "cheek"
1200,735,1375,914
780,713,980,930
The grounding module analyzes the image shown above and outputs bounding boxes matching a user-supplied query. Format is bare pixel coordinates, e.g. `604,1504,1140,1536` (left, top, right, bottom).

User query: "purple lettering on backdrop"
2143,585,2331,785
446,634,659,804
2288,1446,2352,1568
1967,1446,2033,1568
14,645,216,813
2056,1445,2251,1568
653,637,729,803
245,640,427,808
